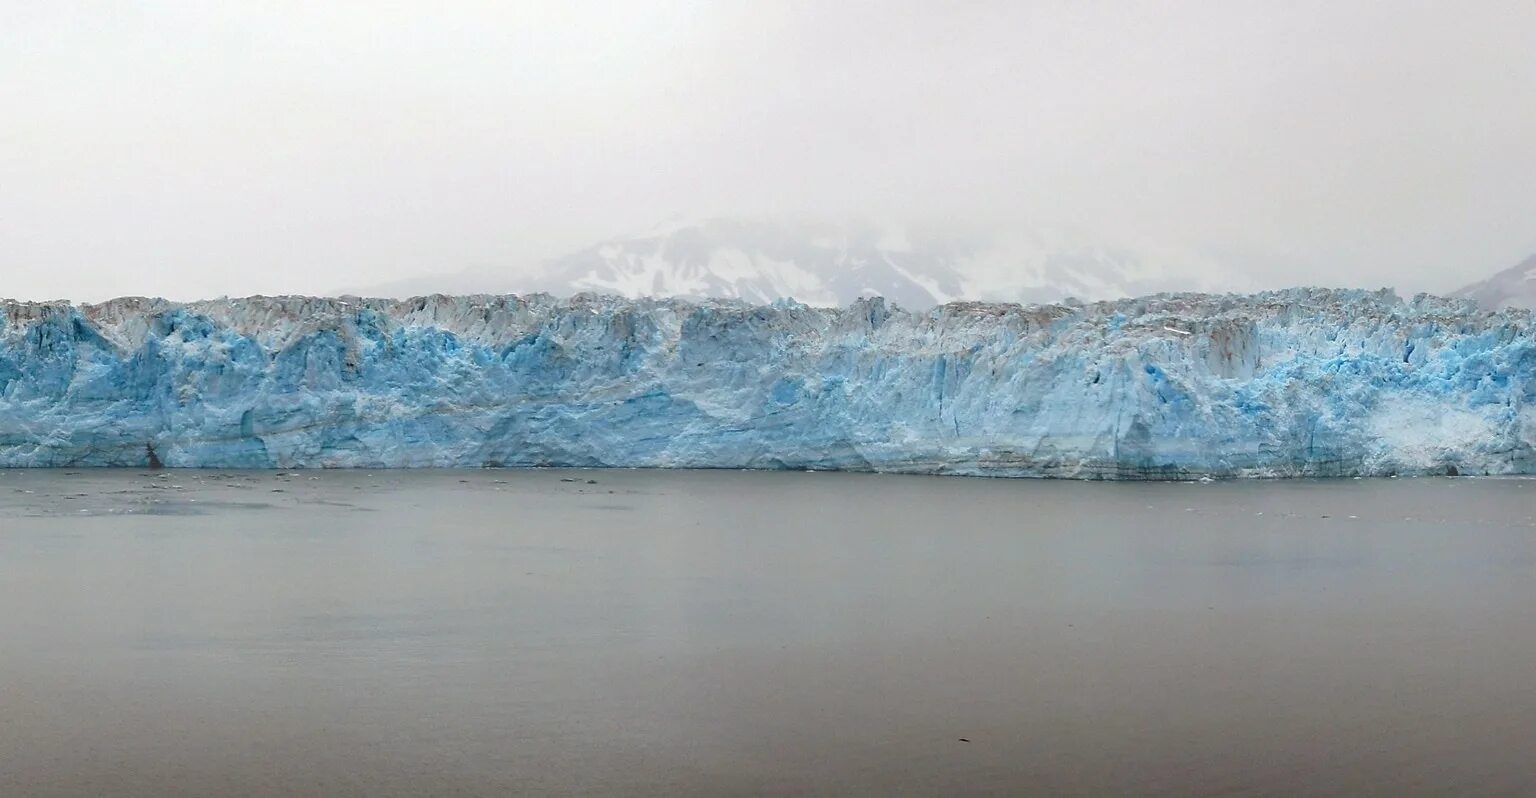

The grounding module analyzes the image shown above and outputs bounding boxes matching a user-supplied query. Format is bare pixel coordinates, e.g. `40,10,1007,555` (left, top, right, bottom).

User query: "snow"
341,218,1229,311
1453,253,1536,310
0,288,1531,478
884,255,956,305
340,218,1245,309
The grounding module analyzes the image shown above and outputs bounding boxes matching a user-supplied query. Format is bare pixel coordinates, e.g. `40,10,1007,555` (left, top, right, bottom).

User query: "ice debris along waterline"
0,289,1532,478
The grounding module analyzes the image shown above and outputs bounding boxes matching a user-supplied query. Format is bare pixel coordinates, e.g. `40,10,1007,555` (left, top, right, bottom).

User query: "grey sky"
3,0,1534,302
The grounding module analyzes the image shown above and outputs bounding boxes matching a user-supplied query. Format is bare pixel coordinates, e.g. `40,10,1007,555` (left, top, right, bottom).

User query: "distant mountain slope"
1453,254,1536,310
341,218,1220,307
525,218,963,309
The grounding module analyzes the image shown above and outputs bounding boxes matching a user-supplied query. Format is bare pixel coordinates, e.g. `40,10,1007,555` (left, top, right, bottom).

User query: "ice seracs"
0,288,1532,478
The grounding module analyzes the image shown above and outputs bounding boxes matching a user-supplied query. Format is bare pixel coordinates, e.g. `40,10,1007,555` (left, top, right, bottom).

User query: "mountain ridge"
1453,253,1536,310
338,218,1227,308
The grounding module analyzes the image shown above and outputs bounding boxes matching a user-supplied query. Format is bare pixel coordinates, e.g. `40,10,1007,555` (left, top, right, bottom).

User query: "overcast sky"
3,0,1534,301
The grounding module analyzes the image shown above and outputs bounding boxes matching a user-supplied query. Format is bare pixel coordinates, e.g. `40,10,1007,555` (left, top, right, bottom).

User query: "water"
2,469,1534,796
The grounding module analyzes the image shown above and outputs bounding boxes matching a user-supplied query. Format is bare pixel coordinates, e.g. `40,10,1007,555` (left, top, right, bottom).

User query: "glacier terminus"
1,289,1533,478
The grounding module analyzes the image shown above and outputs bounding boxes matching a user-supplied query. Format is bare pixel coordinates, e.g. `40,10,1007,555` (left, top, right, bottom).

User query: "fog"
3,0,1533,302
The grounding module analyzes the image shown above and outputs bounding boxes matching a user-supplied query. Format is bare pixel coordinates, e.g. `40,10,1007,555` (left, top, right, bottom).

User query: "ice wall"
0,289,1532,478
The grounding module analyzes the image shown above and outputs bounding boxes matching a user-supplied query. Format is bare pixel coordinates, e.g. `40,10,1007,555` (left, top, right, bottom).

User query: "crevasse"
0,289,1532,478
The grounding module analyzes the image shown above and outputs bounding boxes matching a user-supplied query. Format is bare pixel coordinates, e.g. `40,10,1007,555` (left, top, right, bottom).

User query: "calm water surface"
1,469,1534,796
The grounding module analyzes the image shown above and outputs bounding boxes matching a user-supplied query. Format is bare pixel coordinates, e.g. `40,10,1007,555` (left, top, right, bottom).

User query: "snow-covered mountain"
343,218,1225,307
1453,254,1536,310
526,218,962,308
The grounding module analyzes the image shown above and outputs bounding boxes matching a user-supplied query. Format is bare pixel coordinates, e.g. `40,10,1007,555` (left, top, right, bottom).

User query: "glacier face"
0,289,1533,478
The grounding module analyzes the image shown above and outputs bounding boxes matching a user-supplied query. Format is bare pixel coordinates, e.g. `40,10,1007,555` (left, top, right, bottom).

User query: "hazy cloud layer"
3,0,1534,301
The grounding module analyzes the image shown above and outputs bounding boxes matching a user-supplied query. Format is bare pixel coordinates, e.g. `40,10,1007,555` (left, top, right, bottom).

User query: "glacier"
0,289,1533,478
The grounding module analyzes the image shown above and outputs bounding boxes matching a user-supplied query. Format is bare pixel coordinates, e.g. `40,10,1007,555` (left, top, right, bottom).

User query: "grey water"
1,469,1535,796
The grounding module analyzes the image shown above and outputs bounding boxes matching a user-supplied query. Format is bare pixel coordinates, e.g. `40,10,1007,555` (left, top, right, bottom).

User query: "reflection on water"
1,469,1534,796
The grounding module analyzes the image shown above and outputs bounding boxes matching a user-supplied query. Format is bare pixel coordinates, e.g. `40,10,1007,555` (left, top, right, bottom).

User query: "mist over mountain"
1453,254,1536,310
339,218,1235,308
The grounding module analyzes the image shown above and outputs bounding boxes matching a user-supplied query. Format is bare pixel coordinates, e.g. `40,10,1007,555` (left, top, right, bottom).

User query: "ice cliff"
0,289,1533,478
